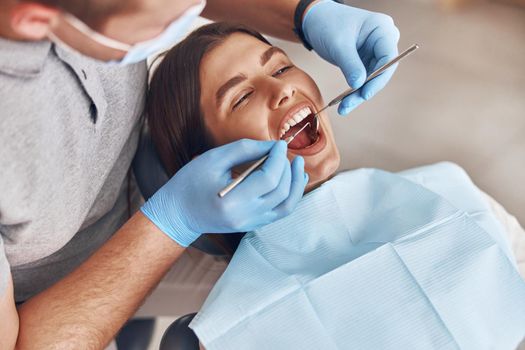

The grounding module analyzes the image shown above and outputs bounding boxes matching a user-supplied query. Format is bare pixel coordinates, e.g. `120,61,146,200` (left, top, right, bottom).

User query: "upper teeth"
279,107,312,138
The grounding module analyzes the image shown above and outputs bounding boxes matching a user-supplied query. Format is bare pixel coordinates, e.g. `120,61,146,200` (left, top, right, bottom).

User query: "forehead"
203,32,272,70
200,33,273,91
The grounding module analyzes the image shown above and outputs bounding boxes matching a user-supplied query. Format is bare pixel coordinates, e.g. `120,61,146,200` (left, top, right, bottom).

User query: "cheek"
226,121,269,143
301,151,340,191
307,151,340,178
206,107,273,146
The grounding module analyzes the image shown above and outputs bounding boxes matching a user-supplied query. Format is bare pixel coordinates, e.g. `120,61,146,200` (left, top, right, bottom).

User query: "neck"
304,173,337,194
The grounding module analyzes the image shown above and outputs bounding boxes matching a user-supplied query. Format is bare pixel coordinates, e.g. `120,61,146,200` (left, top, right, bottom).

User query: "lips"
278,102,315,137
287,122,326,156
277,101,325,156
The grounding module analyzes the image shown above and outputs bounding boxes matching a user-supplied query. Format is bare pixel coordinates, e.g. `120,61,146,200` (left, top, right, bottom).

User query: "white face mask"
48,0,205,65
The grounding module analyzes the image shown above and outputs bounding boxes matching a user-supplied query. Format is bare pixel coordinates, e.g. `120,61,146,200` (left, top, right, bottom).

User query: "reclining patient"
147,22,525,350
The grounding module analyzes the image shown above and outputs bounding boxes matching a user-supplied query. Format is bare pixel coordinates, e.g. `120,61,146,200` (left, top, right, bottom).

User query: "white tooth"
300,110,308,120
284,123,291,131
287,106,312,129
301,110,309,119
301,108,310,118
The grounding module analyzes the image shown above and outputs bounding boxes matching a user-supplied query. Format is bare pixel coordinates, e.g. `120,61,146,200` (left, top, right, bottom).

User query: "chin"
304,152,341,192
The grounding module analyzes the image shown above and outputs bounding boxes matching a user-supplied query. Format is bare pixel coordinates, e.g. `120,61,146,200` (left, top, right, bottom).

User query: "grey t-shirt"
0,38,148,302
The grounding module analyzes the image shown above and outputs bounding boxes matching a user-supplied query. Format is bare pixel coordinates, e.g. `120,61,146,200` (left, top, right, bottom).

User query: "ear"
10,3,60,40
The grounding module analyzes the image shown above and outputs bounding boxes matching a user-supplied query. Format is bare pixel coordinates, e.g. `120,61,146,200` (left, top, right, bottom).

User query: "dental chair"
130,124,229,349
132,123,238,256
159,313,199,350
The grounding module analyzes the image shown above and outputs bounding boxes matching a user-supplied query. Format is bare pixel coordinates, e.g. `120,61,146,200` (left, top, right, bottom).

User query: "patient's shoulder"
396,161,469,180
330,162,471,188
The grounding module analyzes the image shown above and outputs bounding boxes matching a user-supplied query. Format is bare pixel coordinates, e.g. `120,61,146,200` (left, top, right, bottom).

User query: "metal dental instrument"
218,44,420,198
311,44,420,134
218,122,311,198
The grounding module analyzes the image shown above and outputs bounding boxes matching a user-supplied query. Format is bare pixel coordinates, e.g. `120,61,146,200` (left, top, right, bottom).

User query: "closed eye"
233,91,253,110
231,65,293,110
272,65,293,77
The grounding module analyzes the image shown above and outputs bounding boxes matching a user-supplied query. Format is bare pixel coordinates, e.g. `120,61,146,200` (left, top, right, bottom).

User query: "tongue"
288,131,312,149
285,123,313,149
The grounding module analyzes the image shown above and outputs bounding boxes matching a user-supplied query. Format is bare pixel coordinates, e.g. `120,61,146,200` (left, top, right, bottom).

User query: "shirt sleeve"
0,234,10,296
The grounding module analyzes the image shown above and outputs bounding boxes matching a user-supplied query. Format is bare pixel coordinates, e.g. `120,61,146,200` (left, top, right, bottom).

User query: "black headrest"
132,125,235,256
132,124,170,201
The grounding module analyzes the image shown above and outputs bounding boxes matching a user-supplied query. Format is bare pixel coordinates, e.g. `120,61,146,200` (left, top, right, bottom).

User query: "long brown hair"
147,22,271,178
146,22,272,255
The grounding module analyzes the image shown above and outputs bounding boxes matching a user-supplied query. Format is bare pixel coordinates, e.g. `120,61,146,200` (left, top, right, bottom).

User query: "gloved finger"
210,139,276,171
231,141,289,198
260,155,292,209
333,42,367,90
339,34,399,114
272,156,307,218
239,157,305,231
358,43,374,69
367,57,378,74
359,30,399,101
360,61,398,101
370,24,400,61
338,94,366,116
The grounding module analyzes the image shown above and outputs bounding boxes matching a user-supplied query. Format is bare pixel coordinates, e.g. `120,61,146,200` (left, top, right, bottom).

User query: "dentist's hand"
141,139,307,247
302,0,400,115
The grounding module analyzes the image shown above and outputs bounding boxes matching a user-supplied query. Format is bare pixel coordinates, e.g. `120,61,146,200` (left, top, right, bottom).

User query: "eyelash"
272,65,293,77
232,65,294,110
233,91,253,110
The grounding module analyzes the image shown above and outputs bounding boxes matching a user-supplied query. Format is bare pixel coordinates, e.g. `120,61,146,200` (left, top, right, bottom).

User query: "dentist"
0,0,399,348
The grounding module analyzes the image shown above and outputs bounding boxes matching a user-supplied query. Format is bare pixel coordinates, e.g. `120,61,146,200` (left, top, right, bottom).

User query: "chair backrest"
159,313,199,350
132,124,233,256
132,124,170,201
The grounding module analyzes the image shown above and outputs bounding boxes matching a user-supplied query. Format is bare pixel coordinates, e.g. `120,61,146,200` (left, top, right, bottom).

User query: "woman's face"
199,33,340,189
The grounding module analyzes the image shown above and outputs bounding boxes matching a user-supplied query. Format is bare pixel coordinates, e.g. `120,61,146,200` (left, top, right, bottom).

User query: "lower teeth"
280,113,320,147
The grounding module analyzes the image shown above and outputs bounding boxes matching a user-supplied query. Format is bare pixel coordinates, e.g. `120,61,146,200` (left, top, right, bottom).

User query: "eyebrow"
215,46,288,107
260,46,287,66
215,75,247,108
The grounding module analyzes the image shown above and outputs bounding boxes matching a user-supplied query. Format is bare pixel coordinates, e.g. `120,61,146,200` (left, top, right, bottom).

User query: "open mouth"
279,106,320,150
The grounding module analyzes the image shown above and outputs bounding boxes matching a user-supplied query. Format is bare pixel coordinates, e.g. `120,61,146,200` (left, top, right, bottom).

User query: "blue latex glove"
141,139,307,247
303,0,400,115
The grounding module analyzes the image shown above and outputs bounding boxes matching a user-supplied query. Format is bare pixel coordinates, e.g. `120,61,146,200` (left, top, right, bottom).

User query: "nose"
268,79,296,110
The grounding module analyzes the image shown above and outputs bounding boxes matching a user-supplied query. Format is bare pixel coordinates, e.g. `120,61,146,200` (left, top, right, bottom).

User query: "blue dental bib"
191,163,525,349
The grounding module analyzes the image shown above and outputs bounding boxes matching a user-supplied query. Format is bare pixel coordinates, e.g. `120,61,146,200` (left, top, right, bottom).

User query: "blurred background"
147,0,525,348
189,0,525,224
271,0,525,225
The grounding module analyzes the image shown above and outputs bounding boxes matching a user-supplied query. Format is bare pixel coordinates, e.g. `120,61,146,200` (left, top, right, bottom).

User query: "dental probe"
218,122,311,198
311,44,420,134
